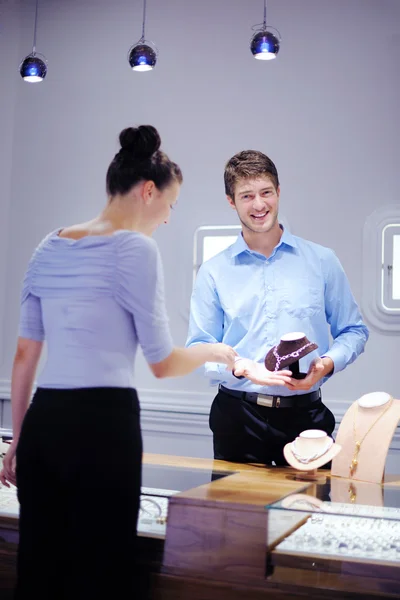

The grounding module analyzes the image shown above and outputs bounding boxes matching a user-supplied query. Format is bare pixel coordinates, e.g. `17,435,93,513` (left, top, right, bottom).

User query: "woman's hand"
233,358,292,386
0,441,17,488
208,343,238,369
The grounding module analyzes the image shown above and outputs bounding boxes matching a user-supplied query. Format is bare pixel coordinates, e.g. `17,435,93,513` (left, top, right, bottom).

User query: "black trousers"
210,388,335,465
15,387,142,600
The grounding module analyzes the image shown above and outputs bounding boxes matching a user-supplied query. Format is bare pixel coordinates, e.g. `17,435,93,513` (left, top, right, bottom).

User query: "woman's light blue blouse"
19,230,174,389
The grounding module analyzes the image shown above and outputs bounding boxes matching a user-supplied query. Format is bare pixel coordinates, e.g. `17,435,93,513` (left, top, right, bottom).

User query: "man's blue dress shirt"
186,227,369,395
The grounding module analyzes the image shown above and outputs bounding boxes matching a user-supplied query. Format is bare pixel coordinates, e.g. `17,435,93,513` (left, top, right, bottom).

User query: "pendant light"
19,0,47,82
128,0,158,72
250,0,281,61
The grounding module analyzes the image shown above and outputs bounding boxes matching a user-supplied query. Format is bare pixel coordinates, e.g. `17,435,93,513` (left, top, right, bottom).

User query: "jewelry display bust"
331,392,400,484
284,429,342,473
264,332,318,380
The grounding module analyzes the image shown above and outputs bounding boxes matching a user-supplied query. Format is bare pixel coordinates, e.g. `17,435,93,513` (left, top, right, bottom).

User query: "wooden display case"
1,453,400,599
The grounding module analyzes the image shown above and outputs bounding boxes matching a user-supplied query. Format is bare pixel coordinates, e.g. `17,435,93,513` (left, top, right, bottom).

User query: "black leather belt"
218,384,321,408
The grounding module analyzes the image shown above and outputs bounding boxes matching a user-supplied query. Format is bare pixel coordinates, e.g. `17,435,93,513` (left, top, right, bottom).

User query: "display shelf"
267,478,400,576
0,462,233,538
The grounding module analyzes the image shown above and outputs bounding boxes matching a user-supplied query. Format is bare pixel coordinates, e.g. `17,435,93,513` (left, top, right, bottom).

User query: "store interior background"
0,0,399,470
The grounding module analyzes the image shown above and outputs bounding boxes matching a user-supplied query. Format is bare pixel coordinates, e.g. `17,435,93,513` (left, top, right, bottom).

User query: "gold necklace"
350,397,393,477
348,482,357,503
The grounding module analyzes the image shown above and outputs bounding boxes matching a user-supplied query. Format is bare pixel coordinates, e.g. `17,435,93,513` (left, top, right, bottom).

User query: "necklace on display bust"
272,341,315,372
350,397,393,477
291,436,333,464
285,429,341,473
265,332,318,372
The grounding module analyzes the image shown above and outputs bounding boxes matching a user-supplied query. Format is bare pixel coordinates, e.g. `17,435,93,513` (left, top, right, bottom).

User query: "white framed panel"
362,206,400,333
193,226,241,284
381,224,400,311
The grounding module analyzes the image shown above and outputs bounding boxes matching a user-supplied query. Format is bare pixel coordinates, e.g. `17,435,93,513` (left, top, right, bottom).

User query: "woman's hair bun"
119,125,161,159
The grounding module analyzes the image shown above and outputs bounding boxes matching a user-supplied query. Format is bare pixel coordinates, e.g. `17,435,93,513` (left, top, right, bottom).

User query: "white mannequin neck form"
294,430,331,458
357,392,391,409
281,332,306,342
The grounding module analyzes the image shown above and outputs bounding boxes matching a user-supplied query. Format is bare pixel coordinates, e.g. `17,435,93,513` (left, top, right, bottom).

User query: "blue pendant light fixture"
128,0,158,72
250,0,281,61
19,0,47,82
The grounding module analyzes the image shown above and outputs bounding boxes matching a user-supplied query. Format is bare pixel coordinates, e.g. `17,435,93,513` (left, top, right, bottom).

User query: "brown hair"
224,150,279,200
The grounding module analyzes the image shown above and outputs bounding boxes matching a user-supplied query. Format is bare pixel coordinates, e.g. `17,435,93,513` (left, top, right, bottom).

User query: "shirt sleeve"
19,293,45,341
116,233,174,364
185,263,231,384
19,250,45,342
322,249,369,373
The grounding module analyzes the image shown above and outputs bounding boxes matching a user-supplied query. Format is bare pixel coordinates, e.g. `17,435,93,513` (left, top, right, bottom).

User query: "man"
186,150,369,465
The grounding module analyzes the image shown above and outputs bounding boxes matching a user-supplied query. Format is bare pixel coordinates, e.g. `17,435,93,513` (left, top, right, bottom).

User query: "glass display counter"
138,464,231,537
0,462,233,538
266,477,400,586
2,452,400,599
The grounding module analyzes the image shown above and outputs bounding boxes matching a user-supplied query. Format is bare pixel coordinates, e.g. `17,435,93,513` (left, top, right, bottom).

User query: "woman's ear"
143,180,156,204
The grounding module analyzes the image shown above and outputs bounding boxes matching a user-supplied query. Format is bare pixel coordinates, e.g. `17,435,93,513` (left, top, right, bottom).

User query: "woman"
0,125,236,599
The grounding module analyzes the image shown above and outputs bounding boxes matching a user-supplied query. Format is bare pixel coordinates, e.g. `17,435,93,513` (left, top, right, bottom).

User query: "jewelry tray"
266,478,400,579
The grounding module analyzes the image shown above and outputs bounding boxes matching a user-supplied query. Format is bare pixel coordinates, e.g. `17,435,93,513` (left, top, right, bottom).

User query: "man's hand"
233,358,292,386
285,357,334,392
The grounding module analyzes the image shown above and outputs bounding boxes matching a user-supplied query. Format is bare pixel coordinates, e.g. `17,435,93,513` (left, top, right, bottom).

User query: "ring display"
276,507,400,563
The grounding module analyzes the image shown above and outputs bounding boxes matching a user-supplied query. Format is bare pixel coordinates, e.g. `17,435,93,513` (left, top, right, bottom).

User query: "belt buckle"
256,393,275,408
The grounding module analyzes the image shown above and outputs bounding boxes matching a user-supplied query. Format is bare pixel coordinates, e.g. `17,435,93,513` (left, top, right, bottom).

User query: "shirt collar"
231,225,297,258
279,226,297,249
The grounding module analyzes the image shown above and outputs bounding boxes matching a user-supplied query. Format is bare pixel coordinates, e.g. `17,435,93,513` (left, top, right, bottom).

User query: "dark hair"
224,150,279,200
106,125,183,196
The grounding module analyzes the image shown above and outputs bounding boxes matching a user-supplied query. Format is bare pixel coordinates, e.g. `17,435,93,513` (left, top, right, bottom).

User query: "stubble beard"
239,210,278,235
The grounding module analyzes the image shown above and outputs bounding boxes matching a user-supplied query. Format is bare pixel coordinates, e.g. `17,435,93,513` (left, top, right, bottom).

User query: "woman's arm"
0,337,43,486
117,235,237,378
149,343,237,378
10,337,43,440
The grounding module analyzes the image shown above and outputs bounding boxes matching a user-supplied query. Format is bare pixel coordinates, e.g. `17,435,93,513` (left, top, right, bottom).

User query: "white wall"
0,0,21,370
1,0,400,468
